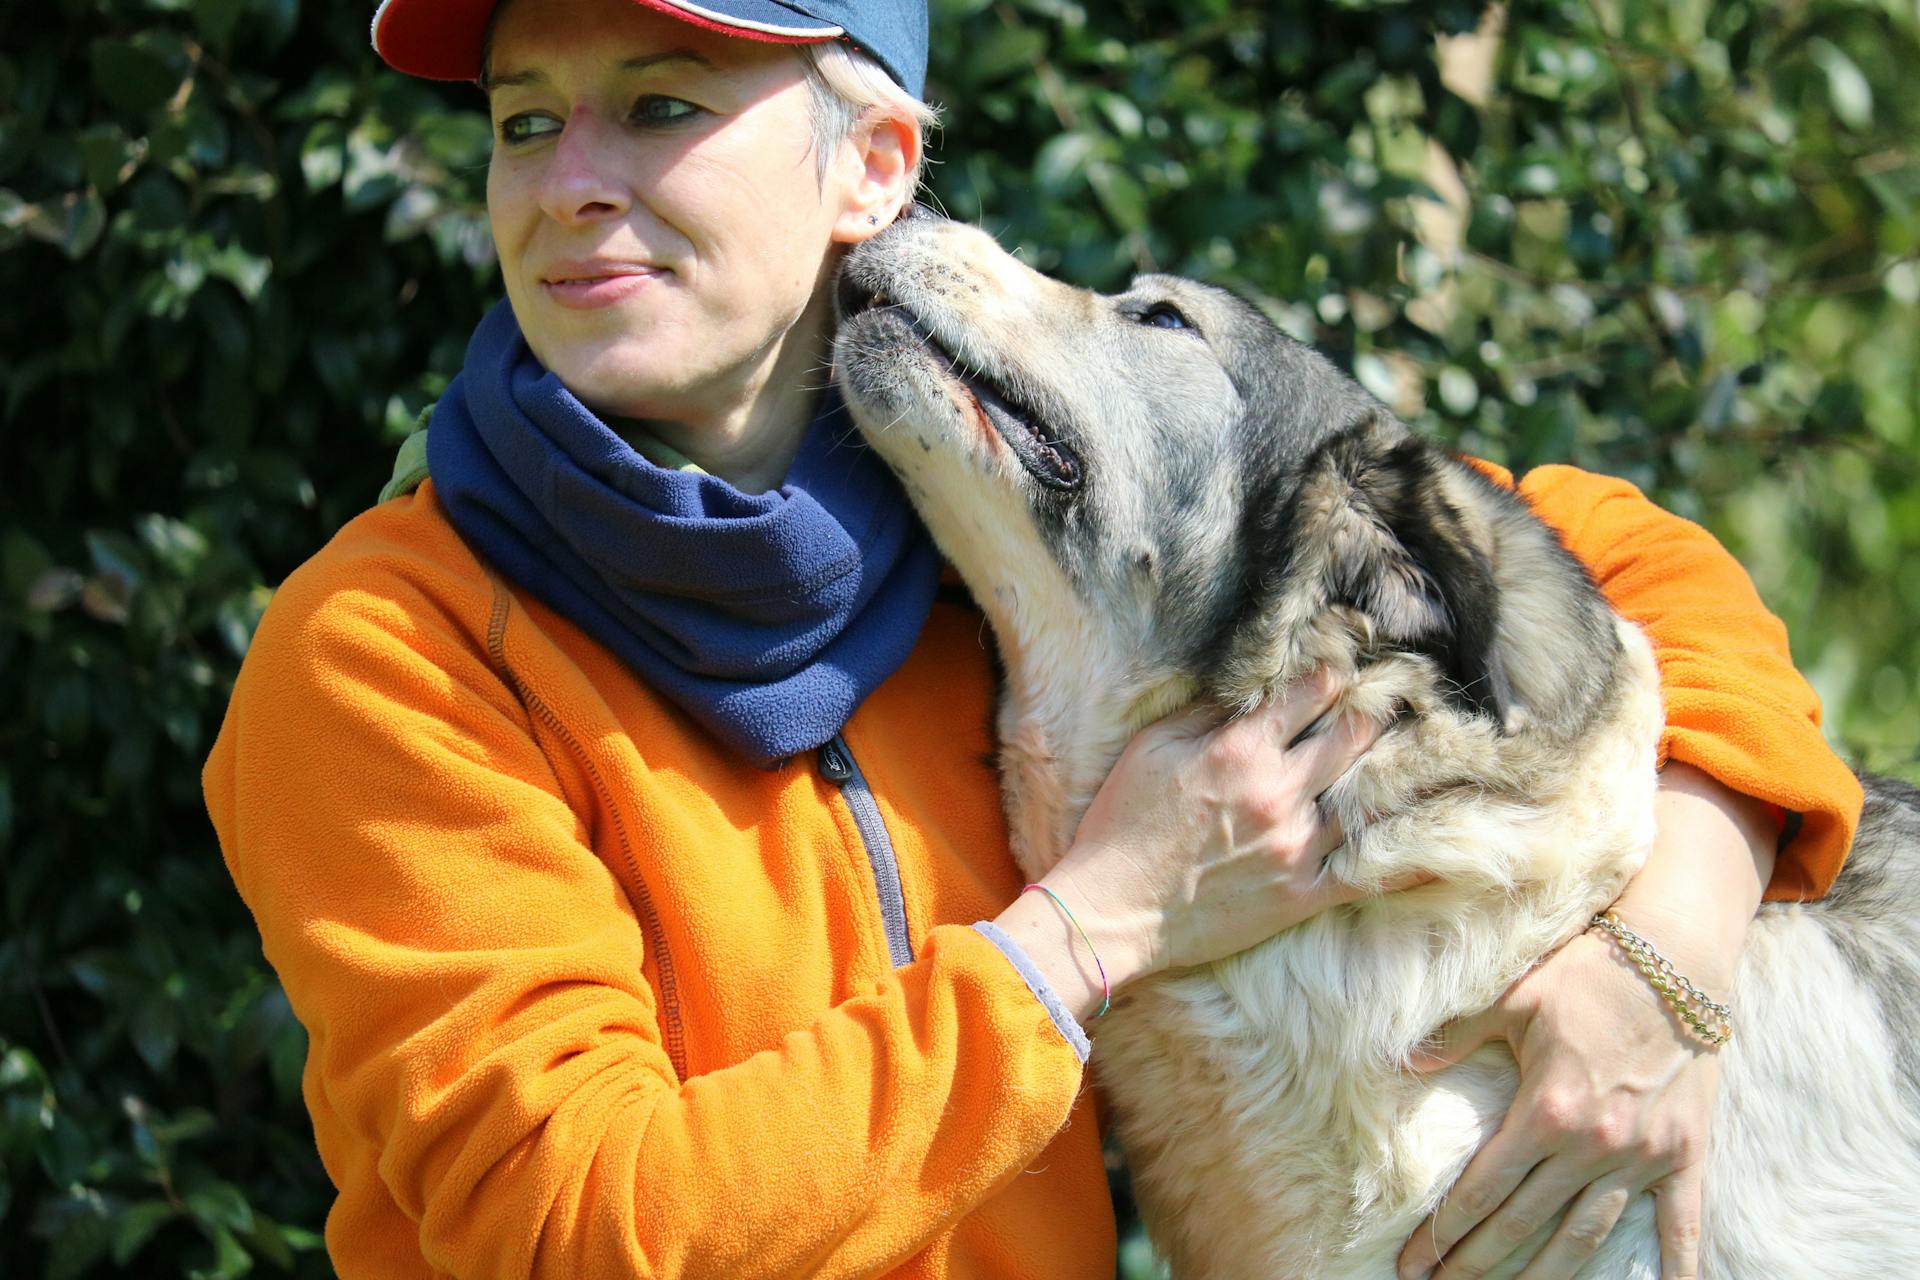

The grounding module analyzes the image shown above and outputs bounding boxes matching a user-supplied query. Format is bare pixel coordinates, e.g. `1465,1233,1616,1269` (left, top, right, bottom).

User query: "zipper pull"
818,735,853,785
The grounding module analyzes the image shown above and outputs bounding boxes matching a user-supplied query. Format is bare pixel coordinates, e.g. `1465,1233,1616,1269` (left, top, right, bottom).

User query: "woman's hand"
992,673,1385,1019
1394,762,1778,1280
1393,929,1720,1280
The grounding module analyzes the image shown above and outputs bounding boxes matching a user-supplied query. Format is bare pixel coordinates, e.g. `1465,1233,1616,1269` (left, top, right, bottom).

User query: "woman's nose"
536,110,630,226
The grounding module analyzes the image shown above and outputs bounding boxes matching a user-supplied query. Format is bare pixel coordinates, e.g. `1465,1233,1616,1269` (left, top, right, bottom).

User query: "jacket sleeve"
1469,458,1861,900
202,548,1087,1280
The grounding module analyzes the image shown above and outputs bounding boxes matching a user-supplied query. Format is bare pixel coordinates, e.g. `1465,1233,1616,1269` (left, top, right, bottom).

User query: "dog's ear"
1296,417,1519,727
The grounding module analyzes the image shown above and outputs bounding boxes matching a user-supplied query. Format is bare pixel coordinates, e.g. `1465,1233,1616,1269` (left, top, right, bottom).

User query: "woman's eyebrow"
482,49,718,93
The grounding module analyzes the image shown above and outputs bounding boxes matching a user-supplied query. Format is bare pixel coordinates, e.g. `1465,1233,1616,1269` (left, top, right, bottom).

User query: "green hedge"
2,0,1915,1276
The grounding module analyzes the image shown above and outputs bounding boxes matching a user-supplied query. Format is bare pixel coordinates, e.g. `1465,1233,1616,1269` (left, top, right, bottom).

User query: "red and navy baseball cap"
372,0,928,98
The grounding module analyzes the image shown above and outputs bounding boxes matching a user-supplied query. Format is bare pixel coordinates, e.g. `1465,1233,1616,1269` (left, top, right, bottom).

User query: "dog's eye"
1139,303,1194,331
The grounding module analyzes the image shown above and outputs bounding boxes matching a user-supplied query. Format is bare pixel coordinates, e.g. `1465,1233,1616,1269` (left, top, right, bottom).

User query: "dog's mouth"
838,275,1083,492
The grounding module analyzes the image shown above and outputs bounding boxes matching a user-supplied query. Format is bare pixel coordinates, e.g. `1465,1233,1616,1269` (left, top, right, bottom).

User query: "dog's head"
834,211,1617,740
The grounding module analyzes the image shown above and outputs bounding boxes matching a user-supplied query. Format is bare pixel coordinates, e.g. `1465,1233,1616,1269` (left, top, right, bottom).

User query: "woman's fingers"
1406,1003,1504,1073
1397,1127,1543,1278
1295,702,1383,793
1403,1156,1635,1280
1654,1166,1704,1280
1268,668,1347,744
1216,668,1363,746
1515,1174,1638,1279
1062,669,1399,973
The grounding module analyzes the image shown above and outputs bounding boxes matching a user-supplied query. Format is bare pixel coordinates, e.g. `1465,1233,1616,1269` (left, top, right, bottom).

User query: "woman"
205,1,1863,1277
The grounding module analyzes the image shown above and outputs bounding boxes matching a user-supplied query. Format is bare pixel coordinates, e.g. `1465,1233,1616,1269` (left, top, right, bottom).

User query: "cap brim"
372,0,844,83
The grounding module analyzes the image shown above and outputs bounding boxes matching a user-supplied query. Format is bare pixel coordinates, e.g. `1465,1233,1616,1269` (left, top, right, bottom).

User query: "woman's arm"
1397,463,1860,1280
207,551,1094,1280
208,531,1379,1279
995,681,1385,1020
1396,763,1771,1280
1491,460,1860,898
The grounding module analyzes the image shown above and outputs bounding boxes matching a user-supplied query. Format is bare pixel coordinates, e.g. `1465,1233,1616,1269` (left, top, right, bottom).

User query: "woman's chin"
546,355,709,424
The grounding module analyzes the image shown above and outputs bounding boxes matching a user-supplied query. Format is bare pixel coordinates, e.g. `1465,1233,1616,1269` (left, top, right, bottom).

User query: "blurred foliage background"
2,0,1916,1275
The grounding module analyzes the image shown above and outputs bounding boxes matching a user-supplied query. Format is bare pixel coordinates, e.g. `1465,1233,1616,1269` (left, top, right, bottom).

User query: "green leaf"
278,1222,324,1251
111,1199,178,1266
85,530,146,590
183,1177,255,1234
299,119,346,190
66,949,138,998
0,1045,44,1090
193,0,248,46
43,1194,113,1280
413,111,493,169
1088,161,1147,232
20,190,107,260
37,1110,91,1186
276,71,357,121
199,240,272,302
89,37,187,115
342,126,404,210
1354,351,1399,404
215,586,273,659
77,124,134,192
243,1211,294,1268
1094,92,1144,140
1,528,54,597
1034,130,1100,192
130,999,180,1073
185,102,233,170
190,1224,256,1280
969,24,1046,82
152,1107,217,1145
136,515,210,576
41,672,90,745
201,166,279,200
1810,40,1873,131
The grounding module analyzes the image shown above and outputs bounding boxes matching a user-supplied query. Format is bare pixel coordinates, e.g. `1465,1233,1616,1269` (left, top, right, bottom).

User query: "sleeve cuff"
970,921,1091,1063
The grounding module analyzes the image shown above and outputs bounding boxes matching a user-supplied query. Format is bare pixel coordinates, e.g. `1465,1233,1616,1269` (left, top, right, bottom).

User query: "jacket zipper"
818,733,915,967
485,580,688,1080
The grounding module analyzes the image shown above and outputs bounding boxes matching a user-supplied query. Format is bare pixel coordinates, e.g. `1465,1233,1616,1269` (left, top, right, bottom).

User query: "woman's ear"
831,110,919,244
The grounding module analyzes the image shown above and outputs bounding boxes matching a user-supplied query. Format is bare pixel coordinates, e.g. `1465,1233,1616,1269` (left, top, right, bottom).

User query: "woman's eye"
1140,303,1193,331
496,113,561,145
631,95,701,126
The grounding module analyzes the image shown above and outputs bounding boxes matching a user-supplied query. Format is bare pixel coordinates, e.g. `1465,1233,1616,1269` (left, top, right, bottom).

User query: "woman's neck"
606,280,839,496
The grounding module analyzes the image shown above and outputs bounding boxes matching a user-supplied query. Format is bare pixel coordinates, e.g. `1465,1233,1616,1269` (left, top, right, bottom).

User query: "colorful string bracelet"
1022,883,1110,1019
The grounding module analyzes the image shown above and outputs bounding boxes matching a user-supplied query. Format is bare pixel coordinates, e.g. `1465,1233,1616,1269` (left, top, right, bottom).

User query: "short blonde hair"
799,40,939,188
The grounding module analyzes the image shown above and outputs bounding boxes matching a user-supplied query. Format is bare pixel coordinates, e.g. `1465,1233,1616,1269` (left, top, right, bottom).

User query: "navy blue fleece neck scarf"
428,299,942,765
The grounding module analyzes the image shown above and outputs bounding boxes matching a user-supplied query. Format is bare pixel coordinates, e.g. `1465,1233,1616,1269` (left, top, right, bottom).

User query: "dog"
830,210,1920,1278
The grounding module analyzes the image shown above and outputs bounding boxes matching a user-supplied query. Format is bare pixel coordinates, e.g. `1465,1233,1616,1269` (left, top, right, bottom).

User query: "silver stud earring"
868,214,879,226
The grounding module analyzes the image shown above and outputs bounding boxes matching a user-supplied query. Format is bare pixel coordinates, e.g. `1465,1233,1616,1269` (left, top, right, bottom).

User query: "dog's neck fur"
954,502,1663,1243
966,561,1194,875
994,605,1662,1253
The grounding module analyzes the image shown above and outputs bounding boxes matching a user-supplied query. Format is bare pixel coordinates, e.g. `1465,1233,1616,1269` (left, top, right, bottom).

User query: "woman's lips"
540,268,666,309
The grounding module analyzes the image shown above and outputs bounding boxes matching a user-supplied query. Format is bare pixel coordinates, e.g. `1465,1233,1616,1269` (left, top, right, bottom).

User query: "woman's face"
483,0,873,425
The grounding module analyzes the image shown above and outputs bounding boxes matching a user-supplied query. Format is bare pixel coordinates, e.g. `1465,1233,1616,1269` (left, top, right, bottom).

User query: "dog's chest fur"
986,592,1668,1278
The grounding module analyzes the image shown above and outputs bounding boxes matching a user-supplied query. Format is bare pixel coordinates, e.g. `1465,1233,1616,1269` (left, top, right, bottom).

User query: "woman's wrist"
1606,760,1776,992
989,867,1156,1024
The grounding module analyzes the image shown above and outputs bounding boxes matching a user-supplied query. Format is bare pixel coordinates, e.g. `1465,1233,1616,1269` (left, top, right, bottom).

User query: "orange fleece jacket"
204,464,1860,1280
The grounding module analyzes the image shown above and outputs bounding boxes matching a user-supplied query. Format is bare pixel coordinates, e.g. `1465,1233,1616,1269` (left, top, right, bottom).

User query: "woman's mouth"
540,265,667,310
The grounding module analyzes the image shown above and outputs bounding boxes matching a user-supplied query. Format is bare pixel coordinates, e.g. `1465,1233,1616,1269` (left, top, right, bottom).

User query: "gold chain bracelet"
1588,911,1733,1047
